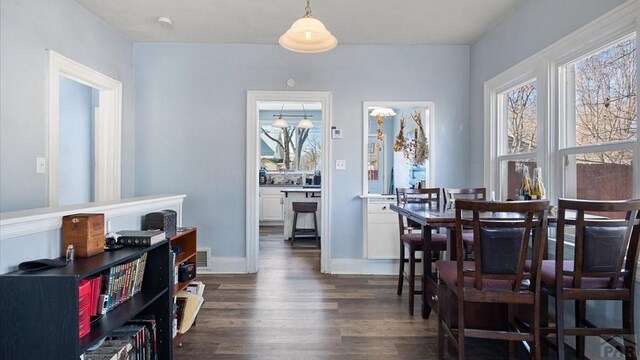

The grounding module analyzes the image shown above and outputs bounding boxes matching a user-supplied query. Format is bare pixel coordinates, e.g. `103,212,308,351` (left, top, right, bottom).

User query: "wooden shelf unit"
169,227,198,346
0,241,173,360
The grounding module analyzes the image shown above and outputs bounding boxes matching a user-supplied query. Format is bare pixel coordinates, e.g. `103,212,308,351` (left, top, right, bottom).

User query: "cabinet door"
262,195,284,221
366,200,399,259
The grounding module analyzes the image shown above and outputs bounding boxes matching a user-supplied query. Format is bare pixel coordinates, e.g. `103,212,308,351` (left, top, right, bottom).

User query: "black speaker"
143,210,177,238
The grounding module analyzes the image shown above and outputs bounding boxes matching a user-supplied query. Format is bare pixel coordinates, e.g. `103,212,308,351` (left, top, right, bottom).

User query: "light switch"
336,160,346,170
36,157,46,173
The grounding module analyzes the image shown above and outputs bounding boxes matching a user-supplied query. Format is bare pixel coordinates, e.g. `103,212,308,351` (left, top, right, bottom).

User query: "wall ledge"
0,195,186,241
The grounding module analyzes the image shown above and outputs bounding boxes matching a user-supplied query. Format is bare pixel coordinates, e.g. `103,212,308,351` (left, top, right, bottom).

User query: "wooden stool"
291,202,320,248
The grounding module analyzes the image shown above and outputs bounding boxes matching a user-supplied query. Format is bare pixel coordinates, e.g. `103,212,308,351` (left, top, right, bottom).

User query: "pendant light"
272,105,289,128
297,105,314,128
279,0,337,54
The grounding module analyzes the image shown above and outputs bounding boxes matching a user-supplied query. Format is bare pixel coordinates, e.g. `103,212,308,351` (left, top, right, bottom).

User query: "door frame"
246,91,332,273
48,50,122,206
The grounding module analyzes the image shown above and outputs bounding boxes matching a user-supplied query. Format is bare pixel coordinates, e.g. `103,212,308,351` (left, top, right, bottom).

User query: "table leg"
422,224,432,319
446,227,457,261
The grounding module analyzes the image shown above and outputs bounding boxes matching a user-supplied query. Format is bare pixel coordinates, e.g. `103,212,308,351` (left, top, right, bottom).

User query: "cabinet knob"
382,206,387,210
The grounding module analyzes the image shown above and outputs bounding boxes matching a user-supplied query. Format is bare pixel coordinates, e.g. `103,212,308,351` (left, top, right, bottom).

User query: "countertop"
260,184,320,188
280,187,321,193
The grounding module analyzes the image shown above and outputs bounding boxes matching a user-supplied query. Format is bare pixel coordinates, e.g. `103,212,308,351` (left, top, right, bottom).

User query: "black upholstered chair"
540,198,640,360
436,199,549,359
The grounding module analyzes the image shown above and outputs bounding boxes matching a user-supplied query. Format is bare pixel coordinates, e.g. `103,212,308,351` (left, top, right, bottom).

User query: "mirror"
362,101,434,195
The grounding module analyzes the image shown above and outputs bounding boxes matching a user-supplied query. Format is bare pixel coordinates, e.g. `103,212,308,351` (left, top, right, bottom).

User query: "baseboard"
199,257,247,274
331,258,399,275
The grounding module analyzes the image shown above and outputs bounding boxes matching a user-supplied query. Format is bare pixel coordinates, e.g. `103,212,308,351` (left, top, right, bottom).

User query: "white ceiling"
73,0,521,45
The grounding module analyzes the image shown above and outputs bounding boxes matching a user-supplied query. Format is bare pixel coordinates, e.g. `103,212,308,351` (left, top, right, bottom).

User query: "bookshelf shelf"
169,227,198,345
0,240,173,360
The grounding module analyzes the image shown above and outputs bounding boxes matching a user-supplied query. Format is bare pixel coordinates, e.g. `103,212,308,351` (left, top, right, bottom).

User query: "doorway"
246,91,332,274
48,50,122,207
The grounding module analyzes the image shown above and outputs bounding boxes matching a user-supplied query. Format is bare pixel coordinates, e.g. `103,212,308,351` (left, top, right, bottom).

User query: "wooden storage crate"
62,213,105,257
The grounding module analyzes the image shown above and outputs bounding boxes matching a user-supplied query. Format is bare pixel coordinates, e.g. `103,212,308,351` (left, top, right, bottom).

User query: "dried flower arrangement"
392,110,428,166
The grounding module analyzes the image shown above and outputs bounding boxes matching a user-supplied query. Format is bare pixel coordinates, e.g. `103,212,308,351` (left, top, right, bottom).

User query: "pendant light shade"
279,0,337,54
272,116,289,128
272,105,289,127
297,116,314,128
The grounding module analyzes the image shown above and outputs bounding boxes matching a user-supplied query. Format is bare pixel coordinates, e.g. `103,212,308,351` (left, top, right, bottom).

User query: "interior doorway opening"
246,91,332,274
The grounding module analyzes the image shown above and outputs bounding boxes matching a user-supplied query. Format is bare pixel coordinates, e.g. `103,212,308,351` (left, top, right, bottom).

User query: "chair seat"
435,260,514,291
537,260,622,289
400,232,447,250
462,231,475,246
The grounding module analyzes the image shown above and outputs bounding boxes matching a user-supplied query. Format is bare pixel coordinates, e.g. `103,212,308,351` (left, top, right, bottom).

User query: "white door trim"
246,91,333,273
48,50,122,206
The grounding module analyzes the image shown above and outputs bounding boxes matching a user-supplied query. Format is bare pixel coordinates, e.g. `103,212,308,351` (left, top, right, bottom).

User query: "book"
116,230,166,246
99,254,148,315
175,291,204,334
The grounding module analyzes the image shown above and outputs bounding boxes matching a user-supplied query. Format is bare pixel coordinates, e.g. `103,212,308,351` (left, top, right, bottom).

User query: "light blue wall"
134,44,470,259
468,0,626,182
58,77,94,205
0,0,135,212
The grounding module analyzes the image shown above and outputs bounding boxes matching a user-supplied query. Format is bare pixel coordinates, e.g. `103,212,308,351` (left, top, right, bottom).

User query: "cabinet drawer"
368,202,395,214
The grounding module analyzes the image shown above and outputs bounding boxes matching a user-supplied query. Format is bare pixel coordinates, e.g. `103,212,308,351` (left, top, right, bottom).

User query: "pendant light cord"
304,0,312,17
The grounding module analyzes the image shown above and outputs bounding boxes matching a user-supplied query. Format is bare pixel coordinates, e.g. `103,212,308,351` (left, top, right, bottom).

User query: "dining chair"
436,199,549,360
396,187,446,316
540,198,640,360
442,188,487,259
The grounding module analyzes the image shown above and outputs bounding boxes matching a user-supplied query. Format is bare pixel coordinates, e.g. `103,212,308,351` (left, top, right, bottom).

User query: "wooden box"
62,213,105,257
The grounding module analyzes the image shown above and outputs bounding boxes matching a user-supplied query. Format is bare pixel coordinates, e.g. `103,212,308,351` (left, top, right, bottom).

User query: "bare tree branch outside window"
507,82,538,154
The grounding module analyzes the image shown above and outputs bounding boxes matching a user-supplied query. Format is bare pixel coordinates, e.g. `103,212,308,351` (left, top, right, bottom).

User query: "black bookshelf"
0,240,172,360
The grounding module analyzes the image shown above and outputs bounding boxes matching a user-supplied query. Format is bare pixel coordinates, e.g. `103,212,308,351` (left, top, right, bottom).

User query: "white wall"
134,44,470,260
0,0,135,212
58,77,94,205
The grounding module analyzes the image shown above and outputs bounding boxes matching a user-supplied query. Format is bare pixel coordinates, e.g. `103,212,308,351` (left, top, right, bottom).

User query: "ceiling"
73,0,522,45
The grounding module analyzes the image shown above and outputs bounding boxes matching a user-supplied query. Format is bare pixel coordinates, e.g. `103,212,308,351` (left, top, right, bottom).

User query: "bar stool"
291,202,320,248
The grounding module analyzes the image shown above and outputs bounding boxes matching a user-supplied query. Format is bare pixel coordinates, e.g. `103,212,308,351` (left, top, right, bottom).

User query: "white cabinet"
365,198,400,259
260,187,284,222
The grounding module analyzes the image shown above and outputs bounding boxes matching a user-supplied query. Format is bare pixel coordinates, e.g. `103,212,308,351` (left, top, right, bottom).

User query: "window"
560,35,637,200
495,80,539,200
260,125,322,172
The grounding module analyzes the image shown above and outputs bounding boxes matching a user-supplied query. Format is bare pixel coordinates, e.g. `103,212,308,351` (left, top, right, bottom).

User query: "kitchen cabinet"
260,187,284,222
365,198,399,259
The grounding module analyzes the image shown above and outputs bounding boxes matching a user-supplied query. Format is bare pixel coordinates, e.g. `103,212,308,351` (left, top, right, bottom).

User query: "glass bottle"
532,167,546,199
66,244,74,262
520,165,532,200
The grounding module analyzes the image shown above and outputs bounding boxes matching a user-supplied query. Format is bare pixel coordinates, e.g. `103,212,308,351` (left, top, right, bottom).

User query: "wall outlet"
336,160,346,170
36,157,46,173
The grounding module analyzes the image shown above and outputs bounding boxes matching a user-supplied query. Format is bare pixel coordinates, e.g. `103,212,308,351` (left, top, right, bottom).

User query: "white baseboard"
331,258,399,275
199,257,247,274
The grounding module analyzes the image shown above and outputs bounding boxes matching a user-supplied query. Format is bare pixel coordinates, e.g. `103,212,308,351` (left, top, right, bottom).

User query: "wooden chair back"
556,198,640,290
443,188,486,206
455,199,549,293
396,188,441,232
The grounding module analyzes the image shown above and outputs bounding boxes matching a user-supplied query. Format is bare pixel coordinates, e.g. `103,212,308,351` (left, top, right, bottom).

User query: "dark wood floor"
173,226,572,359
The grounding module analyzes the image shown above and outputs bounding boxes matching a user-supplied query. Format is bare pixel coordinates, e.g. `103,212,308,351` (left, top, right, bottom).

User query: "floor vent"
196,248,212,271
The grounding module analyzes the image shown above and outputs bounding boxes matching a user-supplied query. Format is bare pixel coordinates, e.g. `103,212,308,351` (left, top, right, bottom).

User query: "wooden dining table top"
389,203,543,227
